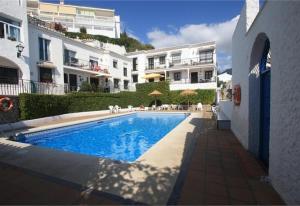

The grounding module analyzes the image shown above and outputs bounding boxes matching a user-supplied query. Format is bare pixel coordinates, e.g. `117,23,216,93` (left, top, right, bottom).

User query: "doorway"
259,40,271,168
191,72,198,83
69,74,77,91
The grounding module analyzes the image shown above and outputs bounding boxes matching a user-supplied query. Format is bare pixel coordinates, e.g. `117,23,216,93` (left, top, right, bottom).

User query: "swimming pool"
17,112,188,162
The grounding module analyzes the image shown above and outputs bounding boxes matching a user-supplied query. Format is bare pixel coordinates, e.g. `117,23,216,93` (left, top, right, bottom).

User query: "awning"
95,73,112,78
143,73,163,79
37,61,56,69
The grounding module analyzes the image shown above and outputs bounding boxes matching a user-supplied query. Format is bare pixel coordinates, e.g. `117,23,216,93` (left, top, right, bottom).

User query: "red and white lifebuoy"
0,97,14,112
233,84,241,106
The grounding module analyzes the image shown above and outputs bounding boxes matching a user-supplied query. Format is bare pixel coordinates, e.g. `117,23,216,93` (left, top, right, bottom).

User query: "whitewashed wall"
0,0,30,80
28,24,64,85
232,0,300,204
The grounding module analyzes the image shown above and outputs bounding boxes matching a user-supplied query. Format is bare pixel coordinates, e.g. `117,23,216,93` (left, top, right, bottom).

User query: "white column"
187,68,190,84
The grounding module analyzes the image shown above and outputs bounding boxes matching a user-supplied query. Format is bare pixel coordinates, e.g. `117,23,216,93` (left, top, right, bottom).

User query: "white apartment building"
126,42,217,91
0,0,30,84
0,0,132,95
27,0,121,38
27,16,132,93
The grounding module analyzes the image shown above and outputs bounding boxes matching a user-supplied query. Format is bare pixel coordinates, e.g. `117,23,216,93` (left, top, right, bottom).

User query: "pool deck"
0,110,284,205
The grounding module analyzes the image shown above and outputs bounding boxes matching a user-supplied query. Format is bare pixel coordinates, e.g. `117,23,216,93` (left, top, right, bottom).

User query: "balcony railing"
0,21,21,42
64,57,109,73
169,77,216,85
145,57,214,70
0,79,67,96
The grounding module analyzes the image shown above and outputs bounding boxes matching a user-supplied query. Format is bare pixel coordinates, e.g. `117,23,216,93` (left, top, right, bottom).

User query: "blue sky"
43,0,247,70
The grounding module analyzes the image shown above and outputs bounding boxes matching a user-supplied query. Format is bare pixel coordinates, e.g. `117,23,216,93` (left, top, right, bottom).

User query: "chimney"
60,0,64,5
245,0,259,32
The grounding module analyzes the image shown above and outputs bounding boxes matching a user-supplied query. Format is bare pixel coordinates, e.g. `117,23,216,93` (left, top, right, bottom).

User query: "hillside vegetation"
64,31,154,52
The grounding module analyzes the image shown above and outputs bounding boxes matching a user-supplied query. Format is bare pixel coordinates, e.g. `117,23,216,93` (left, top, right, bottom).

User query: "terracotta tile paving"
177,116,285,205
0,163,129,205
0,111,285,205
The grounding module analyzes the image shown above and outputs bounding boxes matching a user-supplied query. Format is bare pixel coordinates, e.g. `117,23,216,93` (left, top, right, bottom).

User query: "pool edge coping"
0,111,203,204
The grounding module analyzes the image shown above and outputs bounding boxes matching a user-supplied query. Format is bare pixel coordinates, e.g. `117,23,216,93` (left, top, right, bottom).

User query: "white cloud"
147,15,239,70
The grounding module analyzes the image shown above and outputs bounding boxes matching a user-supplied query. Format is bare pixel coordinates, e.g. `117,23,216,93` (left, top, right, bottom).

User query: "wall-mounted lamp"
16,43,24,58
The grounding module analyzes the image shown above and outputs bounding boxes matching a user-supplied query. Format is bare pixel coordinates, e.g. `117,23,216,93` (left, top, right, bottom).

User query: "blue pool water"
18,112,188,162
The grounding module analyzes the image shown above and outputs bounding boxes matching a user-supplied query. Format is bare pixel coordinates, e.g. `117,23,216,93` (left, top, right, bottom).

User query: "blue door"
260,70,270,168
259,40,271,169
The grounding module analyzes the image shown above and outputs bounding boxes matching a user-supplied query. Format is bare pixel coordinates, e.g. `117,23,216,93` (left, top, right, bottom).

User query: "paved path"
177,114,284,205
0,111,284,205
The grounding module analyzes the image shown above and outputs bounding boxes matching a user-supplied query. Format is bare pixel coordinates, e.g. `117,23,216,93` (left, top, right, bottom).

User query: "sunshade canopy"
180,89,197,96
148,90,162,96
143,73,162,79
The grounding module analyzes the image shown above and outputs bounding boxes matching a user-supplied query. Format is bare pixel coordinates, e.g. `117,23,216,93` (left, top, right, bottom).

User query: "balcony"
64,57,109,74
145,57,214,71
169,78,217,91
0,21,21,42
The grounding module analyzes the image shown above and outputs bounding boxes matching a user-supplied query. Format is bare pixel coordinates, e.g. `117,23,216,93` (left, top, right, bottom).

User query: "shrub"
18,86,215,120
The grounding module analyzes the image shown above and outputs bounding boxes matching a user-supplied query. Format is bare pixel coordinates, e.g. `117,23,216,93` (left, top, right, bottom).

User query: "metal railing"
28,15,52,29
0,79,67,96
169,77,216,84
145,56,214,70
64,57,109,73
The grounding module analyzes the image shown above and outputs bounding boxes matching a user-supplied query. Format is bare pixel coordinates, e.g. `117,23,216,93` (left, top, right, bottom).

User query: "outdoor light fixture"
16,43,24,58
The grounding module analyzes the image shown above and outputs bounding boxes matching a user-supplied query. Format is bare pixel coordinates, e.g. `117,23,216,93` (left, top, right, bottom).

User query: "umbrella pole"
155,97,157,108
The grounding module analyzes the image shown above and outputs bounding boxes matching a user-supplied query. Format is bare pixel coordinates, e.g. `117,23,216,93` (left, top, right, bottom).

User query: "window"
113,79,119,89
123,67,127,77
64,49,76,65
40,67,53,83
148,57,154,69
133,58,138,71
132,75,138,83
113,60,118,68
0,67,18,84
171,53,181,64
64,73,68,84
205,71,213,80
199,50,213,64
0,17,21,41
39,37,50,61
124,80,129,89
174,72,181,81
159,56,166,65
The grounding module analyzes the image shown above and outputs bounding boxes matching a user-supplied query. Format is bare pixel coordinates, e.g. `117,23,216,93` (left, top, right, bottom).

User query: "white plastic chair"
128,105,133,112
108,105,114,113
152,105,156,110
196,103,203,111
114,105,120,113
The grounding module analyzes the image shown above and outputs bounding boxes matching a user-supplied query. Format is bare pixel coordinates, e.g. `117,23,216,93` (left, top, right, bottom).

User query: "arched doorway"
248,33,271,170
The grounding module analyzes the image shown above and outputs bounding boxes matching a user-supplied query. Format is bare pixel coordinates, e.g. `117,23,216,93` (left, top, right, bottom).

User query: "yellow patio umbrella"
180,89,197,109
143,73,162,79
148,90,163,107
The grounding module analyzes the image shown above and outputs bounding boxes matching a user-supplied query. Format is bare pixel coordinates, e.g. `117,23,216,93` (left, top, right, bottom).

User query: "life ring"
233,84,241,106
0,97,14,112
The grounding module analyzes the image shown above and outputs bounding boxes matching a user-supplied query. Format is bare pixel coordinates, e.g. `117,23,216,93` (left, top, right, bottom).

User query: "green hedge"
136,81,215,105
19,83,215,120
19,92,139,120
